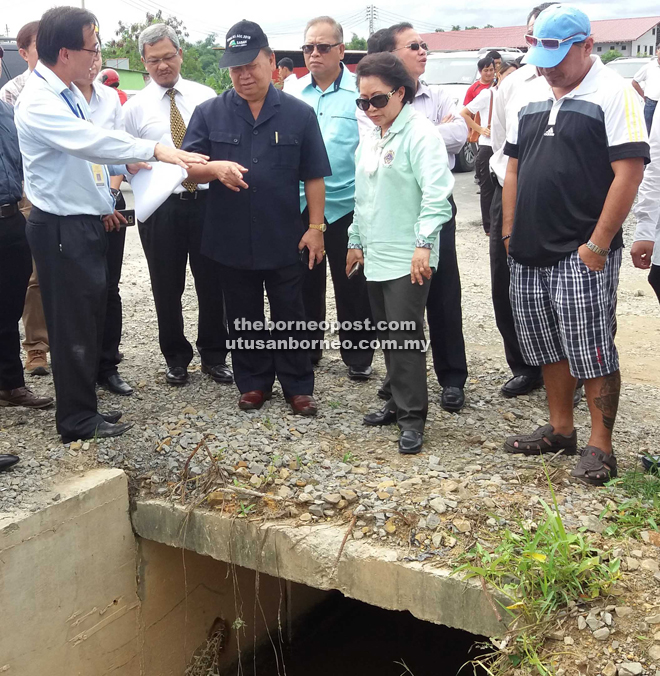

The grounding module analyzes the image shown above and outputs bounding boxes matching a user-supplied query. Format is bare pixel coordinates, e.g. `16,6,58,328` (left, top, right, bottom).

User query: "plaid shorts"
509,248,622,380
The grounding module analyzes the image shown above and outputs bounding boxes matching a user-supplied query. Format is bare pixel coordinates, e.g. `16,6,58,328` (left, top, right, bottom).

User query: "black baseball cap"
218,20,269,68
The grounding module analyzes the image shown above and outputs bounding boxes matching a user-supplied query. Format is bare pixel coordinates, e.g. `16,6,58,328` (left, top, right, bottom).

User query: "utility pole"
367,5,377,36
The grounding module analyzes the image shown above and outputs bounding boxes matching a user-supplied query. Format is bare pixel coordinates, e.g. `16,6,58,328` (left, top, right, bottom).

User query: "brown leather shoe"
287,395,318,416
238,390,272,410
0,386,54,409
25,349,49,376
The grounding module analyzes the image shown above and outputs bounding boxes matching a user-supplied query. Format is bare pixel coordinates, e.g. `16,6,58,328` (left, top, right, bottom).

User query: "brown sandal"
504,424,578,456
571,446,617,486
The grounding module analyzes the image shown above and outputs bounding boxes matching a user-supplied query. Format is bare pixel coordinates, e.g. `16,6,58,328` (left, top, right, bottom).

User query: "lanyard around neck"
33,68,87,120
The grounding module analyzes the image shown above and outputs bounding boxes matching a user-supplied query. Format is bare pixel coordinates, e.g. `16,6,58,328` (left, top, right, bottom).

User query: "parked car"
0,41,28,89
605,56,653,87
423,50,523,171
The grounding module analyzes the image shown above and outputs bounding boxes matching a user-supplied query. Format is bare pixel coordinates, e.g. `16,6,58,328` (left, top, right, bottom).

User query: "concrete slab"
0,469,141,676
133,499,510,638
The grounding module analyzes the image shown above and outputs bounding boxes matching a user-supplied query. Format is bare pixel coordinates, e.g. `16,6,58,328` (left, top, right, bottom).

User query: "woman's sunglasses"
301,42,342,55
524,32,587,50
393,41,428,52
355,89,397,112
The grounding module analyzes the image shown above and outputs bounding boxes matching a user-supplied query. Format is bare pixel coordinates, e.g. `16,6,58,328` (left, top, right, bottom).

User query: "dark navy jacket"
0,101,23,205
183,85,331,270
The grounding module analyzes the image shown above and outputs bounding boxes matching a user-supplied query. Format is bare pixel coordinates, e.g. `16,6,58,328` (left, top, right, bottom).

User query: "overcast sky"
2,0,658,49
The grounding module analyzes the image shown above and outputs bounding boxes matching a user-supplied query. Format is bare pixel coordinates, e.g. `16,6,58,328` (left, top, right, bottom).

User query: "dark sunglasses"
355,89,397,112
301,42,342,55
393,41,428,52
524,32,587,50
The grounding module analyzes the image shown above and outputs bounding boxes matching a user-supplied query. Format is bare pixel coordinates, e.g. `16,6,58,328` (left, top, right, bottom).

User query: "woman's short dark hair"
368,22,413,54
498,60,519,75
37,7,98,66
356,53,415,105
477,56,494,72
16,21,40,52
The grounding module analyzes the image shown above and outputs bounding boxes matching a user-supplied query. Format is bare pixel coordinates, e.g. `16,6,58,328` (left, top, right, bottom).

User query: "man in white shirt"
123,24,232,388
0,20,39,106
632,101,660,303
278,57,297,91
632,46,660,132
366,22,469,412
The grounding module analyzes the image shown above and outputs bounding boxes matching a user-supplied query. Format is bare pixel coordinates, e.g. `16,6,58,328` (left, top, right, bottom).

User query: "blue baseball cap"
523,4,591,68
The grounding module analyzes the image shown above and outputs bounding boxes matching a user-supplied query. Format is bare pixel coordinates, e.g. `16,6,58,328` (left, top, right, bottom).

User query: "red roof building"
422,16,660,57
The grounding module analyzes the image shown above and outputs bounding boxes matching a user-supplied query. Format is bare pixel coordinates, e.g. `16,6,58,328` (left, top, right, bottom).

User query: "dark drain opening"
223,590,488,676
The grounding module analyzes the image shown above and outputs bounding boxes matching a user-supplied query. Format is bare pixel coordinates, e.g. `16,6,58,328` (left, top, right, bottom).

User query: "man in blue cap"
500,4,649,485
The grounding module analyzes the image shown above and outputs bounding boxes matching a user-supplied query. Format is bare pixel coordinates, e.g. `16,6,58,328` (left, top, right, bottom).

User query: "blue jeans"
644,97,657,133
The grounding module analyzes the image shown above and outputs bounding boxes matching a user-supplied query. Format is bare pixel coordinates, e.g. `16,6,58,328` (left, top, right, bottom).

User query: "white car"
423,50,524,171
605,56,653,87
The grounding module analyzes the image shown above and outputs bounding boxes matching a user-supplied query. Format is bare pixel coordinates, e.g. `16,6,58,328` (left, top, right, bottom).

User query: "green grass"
601,470,660,539
328,400,342,409
342,451,357,464
456,463,619,676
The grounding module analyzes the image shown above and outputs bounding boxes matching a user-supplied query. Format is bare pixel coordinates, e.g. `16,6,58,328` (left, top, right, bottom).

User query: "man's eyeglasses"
79,47,101,56
355,89,397,112
301,42,342,55
144,53,180,66
524,32,587,50
393,42,428,52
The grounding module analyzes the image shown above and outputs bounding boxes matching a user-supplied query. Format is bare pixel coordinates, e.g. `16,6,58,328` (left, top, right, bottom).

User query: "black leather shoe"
99,373,133,396
399,430,423,454
363,405,397,426
573,379,584,408
501,374,544,398
377,386,390,401
165,366,188,386
0,454,20,473
62,421,134,444
202,362,234,384
100,410,122,424
441,386,465,412
349,365,373,381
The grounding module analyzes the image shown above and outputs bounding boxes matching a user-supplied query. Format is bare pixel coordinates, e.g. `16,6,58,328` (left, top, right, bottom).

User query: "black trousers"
368,275,431,433
98,227,126,378
475,145,495,234
26,208,107,439
301,210,375,367
489,182,542,379
219,262,314,397
0,211,32,391
650,264,660,304
138,192,228,368
426,195,468,389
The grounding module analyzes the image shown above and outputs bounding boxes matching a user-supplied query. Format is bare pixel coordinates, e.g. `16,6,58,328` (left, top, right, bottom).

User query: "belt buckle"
179,191,198,201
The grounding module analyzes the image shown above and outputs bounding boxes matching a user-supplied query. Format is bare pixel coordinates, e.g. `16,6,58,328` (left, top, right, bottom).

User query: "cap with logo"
523,4,591,69
218,20,269,68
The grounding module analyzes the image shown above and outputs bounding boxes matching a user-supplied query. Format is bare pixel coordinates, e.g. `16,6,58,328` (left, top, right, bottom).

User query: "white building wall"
594,41,633,55
632,26,658,55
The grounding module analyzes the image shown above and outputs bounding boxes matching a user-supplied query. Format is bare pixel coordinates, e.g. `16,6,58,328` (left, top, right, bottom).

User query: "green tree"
435,28,445,32
465,25,478,30
102,11,232,93
451,25,461,31
600,49,623,64
346,33,368,50
483,24,494,28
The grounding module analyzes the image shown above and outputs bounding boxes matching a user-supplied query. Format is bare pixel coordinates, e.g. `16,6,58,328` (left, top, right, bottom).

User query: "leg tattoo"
593,371,620,431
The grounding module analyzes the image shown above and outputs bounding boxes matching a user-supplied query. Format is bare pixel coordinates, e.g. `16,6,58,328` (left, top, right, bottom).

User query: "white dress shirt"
489,64,539,186
123,76,215,193
633,59,660,101
466,87,496,147
14,61,156,216
89,81,124,131
282,72,298,93
633,101,660,266
0,69,31,106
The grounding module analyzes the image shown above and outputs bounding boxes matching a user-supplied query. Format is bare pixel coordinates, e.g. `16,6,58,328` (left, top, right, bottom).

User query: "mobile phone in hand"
299,246,317,269
117,209,135,226
347,261,362,279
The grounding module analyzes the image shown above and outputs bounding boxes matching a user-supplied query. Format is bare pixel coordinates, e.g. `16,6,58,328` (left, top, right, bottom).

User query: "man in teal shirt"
291,15,376,378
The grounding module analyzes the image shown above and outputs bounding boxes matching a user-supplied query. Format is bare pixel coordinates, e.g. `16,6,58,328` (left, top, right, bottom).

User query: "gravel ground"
1,171,659,527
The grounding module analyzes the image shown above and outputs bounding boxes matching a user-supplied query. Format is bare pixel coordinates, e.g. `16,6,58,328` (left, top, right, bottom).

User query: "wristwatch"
585,240,609,257
308,223,327,232
415,238,433,249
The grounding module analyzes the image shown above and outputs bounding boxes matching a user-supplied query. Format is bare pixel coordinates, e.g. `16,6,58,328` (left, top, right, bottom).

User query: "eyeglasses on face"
301,42,342,55
393,41,428,52
79,47,101,56
524,32,587,50
144,52,180,66
355,89,397,111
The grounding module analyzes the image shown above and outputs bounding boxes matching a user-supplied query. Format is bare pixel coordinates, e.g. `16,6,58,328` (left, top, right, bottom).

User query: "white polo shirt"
633,59,660,101
466,87,495,147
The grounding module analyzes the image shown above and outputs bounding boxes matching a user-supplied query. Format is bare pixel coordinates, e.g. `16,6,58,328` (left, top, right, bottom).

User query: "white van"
423,50,524,171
